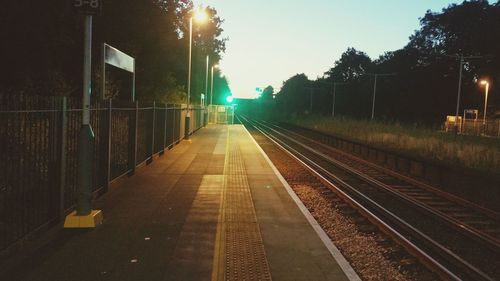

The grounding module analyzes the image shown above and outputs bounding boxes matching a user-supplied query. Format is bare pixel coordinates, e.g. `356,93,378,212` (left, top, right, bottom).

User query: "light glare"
194,9,208,23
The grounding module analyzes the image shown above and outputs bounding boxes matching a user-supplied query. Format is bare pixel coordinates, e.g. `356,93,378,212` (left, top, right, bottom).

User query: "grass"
286,115,500,174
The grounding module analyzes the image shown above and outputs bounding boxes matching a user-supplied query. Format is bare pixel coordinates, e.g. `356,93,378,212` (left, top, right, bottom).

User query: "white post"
185,17,193,139
205,55,209,106
455,55,464,133
371,74,378,120
309,88,313,113
101,43,106,100
483,83,489,125
332,83,336,118
210,66,214,105
187,17,193,109
132,60,136,102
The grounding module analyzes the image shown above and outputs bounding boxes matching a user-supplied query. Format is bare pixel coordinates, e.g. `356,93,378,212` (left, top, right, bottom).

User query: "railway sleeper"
357,223,378,234
375,235,393,246
335,203,357,215
399,257,421,272
383,246,407,261
391,185,417,189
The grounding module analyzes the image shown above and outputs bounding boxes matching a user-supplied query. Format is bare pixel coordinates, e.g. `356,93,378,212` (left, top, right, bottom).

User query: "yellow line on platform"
211,126,229,281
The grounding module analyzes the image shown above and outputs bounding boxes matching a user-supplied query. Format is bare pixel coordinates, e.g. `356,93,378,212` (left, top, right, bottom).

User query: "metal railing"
444,119,500,138
0,96,206,253
208,105,235,125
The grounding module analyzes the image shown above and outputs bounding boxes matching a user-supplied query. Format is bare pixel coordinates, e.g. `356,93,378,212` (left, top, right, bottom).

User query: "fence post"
58,97,67,219
173,105,177,143
150,101,155,162
128,101,138,175
104,98,112,192
185,107,190,138
175,105,178,143
163,103,167,151
497,120,500,138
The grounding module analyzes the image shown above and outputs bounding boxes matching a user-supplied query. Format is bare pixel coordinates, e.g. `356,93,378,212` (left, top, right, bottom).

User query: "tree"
261,86,274,102
212,73,231,105
275,74,309,116
271,1,500,124
324,48,373,82
0,0,229,104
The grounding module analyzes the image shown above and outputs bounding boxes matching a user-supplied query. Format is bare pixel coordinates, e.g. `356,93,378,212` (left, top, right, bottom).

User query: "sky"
194,0,462,99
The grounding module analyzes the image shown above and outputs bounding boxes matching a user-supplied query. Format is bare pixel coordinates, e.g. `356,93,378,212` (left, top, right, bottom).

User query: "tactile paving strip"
213,127,272,281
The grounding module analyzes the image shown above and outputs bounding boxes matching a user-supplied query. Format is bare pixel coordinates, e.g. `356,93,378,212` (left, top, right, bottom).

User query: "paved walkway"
5,125,357,281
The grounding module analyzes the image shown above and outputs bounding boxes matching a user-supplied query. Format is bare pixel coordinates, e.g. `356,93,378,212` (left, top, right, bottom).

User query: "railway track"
240,116,500,281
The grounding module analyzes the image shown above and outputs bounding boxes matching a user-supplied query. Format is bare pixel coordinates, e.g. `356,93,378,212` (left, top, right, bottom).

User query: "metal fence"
0,95,206,253
444,119,500,138
460,119,500,137
208,105,235,124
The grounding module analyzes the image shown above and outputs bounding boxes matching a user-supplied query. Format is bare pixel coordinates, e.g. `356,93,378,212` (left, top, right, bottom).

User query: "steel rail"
241,116,495,281
261,120,500,251
276,122,500,220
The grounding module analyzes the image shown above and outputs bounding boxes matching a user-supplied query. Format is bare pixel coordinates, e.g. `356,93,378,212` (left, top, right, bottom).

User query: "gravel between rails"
248,128,439,281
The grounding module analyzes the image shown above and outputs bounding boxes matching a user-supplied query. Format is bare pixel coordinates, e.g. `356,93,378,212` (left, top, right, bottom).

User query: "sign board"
463,109,479,120
73,0,102,15
101,43,135,101
104,44,135,73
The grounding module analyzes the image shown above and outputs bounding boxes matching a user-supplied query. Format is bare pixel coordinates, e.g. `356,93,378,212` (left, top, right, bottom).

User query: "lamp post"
451,54,484,134
210,64,219,105
480,80,490,126
309,87,314,113
205,55,209,106
185,8,208,139
366,73,396,120
331,81,347,118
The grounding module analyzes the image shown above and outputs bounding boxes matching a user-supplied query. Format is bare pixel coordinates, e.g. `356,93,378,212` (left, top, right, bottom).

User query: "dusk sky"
194,0,462,99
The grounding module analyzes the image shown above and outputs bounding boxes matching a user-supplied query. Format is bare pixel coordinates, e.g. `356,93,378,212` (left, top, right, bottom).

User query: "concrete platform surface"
3,125,357,281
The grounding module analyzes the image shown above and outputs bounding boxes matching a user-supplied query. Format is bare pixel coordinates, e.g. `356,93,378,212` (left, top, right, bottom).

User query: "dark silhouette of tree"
324,48,373,82
275,74,309,116
0,0,228,104
272,1,500,124
212,73,231,105
261,86,274,102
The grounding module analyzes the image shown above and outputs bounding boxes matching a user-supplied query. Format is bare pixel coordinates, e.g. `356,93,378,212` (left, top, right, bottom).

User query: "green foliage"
288,115,500,173
212,73,231,105
0,0,229,104
325,48,373,82
260,86,274,102
275,74,310,115
274,1,500,124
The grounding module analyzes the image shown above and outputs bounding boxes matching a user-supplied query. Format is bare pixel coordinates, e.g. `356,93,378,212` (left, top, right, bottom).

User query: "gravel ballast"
249,129,438,281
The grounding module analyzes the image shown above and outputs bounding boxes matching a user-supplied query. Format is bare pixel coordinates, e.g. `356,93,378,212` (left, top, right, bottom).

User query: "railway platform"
3,125,358,281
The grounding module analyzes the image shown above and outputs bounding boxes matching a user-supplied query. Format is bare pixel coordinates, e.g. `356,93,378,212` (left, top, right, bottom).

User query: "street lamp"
186,8,208,138
480,80,490,125
451,54,484,134
205,55,209,106
210,64,219,105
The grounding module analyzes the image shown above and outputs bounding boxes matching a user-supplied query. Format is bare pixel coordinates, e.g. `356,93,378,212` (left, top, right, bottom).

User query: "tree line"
0,0,230,105
272,0,500,124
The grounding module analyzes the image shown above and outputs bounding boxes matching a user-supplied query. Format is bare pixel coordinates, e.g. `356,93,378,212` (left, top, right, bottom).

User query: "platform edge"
241,124,362,281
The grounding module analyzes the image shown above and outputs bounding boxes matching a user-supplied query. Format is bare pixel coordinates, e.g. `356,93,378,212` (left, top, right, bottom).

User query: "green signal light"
226,95,234,103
